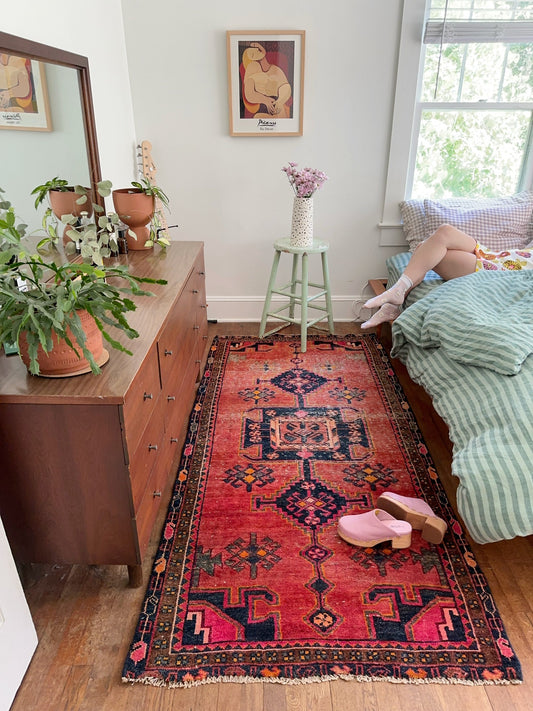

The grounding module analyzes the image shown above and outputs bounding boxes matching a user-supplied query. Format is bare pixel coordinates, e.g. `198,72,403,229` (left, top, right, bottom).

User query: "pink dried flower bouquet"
282,162,328,198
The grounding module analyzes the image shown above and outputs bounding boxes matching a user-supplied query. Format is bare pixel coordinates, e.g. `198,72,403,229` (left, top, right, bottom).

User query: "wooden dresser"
0,242,208,586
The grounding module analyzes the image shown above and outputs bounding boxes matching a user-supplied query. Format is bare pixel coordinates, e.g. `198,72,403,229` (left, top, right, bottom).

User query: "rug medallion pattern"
123,335,521,686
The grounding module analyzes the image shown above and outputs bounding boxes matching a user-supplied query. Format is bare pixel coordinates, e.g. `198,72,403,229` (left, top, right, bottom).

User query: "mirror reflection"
1,57,91,235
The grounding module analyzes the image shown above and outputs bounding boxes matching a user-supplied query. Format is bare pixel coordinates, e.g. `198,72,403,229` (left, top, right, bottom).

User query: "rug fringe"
122,673,522,688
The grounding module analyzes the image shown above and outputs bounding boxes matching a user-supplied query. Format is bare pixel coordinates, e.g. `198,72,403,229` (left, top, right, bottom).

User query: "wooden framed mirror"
0,31,102,231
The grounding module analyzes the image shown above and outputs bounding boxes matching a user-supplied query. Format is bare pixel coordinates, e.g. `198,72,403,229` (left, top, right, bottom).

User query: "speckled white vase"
290,197,314,248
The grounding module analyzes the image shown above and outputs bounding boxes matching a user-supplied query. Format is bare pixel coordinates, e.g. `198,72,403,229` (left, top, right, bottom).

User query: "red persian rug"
123,335,521,687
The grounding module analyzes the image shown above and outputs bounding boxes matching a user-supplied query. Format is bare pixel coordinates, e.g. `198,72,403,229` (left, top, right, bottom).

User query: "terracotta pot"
49,189,93,247
49,188,93,220
18,310,109,377
112,189,155,250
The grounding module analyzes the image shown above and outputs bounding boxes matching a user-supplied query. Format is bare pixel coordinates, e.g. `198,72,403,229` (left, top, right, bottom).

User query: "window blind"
424,20,533,43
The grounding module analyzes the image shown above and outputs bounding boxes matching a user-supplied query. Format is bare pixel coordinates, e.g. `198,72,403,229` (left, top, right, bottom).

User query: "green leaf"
97,180,113,197
36,236,52,249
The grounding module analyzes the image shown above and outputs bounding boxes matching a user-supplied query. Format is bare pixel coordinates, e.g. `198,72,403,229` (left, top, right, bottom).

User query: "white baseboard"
205,295,371,323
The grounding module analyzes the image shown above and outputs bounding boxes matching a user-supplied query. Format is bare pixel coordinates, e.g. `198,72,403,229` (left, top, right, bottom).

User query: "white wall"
121,0,407,321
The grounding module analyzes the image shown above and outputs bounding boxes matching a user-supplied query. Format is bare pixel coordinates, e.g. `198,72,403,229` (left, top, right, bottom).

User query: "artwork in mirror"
0,54,52,130
0,32,101,236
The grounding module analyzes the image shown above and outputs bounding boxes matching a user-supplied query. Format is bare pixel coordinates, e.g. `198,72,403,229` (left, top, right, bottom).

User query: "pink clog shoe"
376,491,447,544
338,509,412,549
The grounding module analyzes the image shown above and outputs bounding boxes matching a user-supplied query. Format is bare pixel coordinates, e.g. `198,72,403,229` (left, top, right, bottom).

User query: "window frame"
380,0,533,247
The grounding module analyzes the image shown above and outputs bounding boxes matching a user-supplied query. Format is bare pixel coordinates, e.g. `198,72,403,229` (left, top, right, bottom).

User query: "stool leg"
300,252,309,352
289,253,299,320
321,250,335,334
259,249,281,337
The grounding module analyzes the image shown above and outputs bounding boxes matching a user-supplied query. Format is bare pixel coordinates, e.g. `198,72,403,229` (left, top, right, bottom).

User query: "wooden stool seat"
259,237,334,353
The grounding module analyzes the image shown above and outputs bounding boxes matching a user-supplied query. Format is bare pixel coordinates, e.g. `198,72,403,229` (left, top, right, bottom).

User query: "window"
380,0,533,244
411,0,533,199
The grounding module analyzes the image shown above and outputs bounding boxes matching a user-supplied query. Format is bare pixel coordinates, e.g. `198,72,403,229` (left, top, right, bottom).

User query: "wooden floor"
10,322,533,711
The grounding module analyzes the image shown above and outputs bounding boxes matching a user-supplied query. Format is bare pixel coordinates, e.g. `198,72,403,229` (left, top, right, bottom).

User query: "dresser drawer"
191,258,208,368
164,352,198,438
158,284,197,387
123,345,161,449
129,396,165,511
197,316,209,369
135,452,169,558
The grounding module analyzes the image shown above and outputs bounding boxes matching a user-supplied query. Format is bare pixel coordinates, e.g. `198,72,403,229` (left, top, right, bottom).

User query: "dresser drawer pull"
198,271,205,276
170,437,178,443
164,349,173,356
201,304,207,309
193,325,200,330
148,444,158,451
153,491,162,498
143,392,153,400
192,289,199,294
167,395,176,401
196,359,201,364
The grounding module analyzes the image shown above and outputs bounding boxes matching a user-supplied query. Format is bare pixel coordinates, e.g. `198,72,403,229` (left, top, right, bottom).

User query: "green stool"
259,237,334,353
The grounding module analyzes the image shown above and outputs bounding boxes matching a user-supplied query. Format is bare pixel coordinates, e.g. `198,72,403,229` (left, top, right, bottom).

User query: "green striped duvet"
388,258,533,544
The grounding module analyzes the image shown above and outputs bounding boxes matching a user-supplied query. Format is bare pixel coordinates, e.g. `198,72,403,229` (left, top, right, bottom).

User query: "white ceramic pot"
290,197,314,248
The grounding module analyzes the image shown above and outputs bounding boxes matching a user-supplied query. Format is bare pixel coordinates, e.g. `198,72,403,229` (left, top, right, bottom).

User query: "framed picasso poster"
227,30,305,137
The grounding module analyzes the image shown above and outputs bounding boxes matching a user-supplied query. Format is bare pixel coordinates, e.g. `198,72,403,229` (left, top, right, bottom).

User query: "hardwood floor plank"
192,681,220,711
283,681,332,711
263,680,287,711
217,681,263,711
330,679,380,710
57,666,93,711
377,681,448,711
431,684,494,711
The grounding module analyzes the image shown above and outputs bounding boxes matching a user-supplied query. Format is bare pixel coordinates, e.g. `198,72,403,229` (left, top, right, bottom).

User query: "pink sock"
361,303,401,329
364,274,413,309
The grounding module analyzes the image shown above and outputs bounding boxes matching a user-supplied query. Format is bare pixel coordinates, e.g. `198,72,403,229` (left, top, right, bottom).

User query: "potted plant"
0,190,166,377
112,177,170,250
31,177,94,242
56,179,123,265
33,179,127,266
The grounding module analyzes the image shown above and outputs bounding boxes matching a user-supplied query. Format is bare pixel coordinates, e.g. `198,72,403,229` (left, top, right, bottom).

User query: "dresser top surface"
0,242,204,404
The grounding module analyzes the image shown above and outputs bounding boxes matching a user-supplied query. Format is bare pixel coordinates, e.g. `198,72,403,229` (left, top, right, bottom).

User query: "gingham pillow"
424,193,533,251
399,199,426,250
400,192,533,251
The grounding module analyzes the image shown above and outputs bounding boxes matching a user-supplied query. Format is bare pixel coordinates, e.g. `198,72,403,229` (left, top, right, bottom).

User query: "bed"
385,250,533,545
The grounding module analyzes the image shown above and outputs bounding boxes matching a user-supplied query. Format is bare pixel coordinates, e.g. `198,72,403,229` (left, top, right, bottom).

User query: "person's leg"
361,225,477,329
365,225,476,309
404,225,477,283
